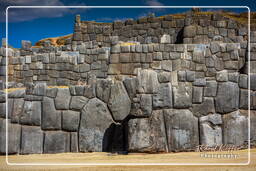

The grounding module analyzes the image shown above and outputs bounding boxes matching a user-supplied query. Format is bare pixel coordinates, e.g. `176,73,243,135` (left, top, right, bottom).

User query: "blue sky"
0,0,254,48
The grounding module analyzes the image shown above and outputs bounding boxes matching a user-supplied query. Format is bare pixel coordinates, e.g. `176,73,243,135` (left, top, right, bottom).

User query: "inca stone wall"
0,11,256,154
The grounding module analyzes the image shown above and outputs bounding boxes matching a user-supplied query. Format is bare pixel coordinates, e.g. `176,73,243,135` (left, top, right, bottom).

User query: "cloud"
0,0,87,22
145,0,164,6
143,0,165,12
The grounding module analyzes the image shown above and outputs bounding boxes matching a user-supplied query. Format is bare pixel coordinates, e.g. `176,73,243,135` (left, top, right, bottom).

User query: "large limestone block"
44,131,70,153
173,83,192,109
70,96,88,110
54,88,71,110
215,82,239,114
96,79,112,103
137,69,160,94
0,119,21,154
128,110,168,152
42,97,61,130
191,97,215,117
223,110,248,146
164,109,199,151
62,110,80,131
20,101,41,126
108,81,131,121
11,98,24,123
21,126,43,154
79,98,115,152
200,114,222,147
153,83,173,108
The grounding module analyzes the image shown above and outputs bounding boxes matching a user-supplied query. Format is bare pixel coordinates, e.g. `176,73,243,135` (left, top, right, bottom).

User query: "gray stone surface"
44,131,70,153
200,114,222,147
137,69,159,94
128,110,168,152
0,119,21,154
192,87,203,103
79,98,115,152
54,88,71,110
192,97,215,117
123,77,138,99
215,82,239,114
153,83,173,108
223,110,248,146
108,81,131,121
20,101,41,126
70,96,88,110
42,97,61,130
62,110,80,131
140,94,152,116
164,109,199,151
96,79,112,103
204,81,217,97
173,83,192,109
11,98,24,123
21,126,43,154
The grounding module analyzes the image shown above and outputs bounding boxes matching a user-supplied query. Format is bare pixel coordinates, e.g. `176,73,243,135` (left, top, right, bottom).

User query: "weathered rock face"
108,81,131,121
20,101,41,126
200,114,222,147
137,69,159,94
216,82,240,114
44,131,70,153
79,98,115,152
153,83,173,108
164,109,199,151
223,110,248,146
128,110,168,152
173,83,192,109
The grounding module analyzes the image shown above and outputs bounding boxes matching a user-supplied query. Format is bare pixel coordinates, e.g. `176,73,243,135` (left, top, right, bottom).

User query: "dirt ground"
0,149,255,171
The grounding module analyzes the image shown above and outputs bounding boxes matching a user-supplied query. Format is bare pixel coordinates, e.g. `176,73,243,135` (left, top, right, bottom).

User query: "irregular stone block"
192,87,203,103
79,98,115,152
223,110,248,146
71,132,78,152
204,81,217,97
239,89,249,109
123,77,138,99
54,88,71,110
193,78,206,86
20,101,41,126
137,69,159,94
153,83,173,108
46,87,58,98
70,96,88,110
128,110,168,152
164,109,199,151
173,83,192,109
200,114,222,147
44,131,70,153
42,97,61,130
158,72,170,83
216,70,228,82
108,81,131,121
96,79,112,103
62,110,80,131
239,74,248,89
11,98,24,123
140,94,152,116
21,126,43,154
192,97,215,117
184,25,196,38
250,74,256,91
0,119,21,154
215,82,239,113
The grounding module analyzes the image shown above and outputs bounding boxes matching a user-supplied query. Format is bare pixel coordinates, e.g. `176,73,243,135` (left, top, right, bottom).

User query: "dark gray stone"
108,81,131,121
153,83,173,108
79,98,115,152
71,132,78,152
137,69,159,94
0,103,6,118
250,74,256,91
186,71,195,82
158,72,170,83
42,97,61,130
70,96,88,110
192,97,215,117
140,94,152,116
55,88,71,110
215,82,239,114
21,126,43,154
228,72,239,83
44,131,70,153
123,77,138,99
20,101,41,126
62,110,80,131
216,70,228,82
46,88,58,98
193,78,206,86
128,110,168,152
164,109,199,151
11,98,24,123
239,89,249,109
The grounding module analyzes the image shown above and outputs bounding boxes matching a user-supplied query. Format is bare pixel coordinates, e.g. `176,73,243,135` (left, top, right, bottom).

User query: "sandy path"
0,149,255,171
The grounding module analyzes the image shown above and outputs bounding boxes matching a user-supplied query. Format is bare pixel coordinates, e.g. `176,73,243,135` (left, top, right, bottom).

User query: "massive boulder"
199,114,222,147
20,101,41,126
44,131,70,153
108,81,131,121
137,69,159,94
128,110,168,152
163,109,199,151
173,83,192,109
54,88,71,110
223,110,248,146
215,82,239,114
79,98,115,152
153,83,173,109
